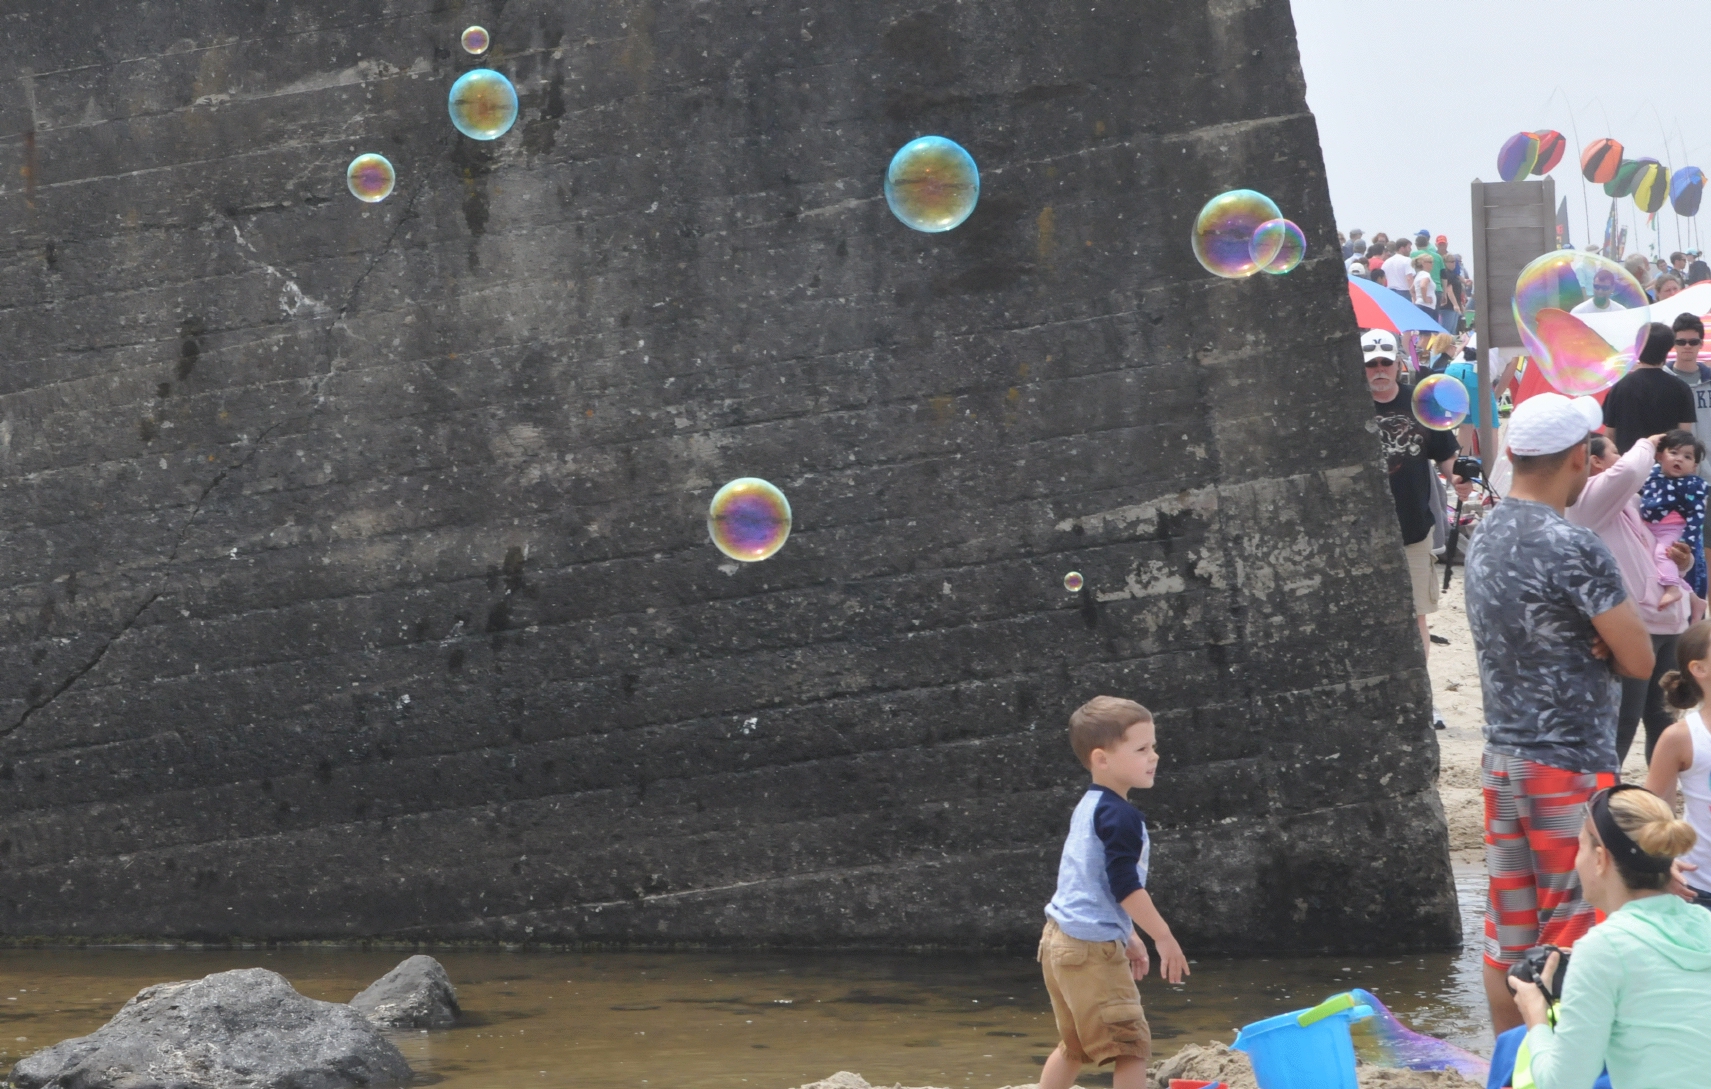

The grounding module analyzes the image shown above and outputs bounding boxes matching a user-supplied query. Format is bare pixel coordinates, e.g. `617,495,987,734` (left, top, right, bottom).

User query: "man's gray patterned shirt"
1465,498,1628,773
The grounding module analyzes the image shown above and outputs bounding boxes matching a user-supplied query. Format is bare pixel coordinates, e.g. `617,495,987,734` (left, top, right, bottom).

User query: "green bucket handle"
1296,991,1359,1027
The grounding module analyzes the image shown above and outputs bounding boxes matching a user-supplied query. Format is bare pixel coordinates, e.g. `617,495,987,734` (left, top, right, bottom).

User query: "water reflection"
0,869,1489,1089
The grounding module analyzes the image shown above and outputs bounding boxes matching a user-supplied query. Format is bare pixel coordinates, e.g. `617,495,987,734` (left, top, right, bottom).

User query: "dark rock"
350,955,459,1029
0,0,1456,954
5,968,412,1089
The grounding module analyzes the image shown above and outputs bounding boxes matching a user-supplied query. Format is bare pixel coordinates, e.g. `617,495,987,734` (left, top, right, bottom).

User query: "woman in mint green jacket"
1510,784,1711,1089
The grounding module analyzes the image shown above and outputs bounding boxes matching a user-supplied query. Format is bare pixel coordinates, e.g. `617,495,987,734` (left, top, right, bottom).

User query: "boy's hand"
1154,934,1190,985
1125,932,1149,981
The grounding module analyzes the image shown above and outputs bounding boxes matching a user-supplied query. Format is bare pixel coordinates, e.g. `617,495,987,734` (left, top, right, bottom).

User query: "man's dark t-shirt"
1603,366,1697,453
1370,384,1459,545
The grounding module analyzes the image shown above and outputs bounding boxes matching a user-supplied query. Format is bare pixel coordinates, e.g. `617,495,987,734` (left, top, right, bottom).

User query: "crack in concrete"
1,132,449,741
0,422,288,739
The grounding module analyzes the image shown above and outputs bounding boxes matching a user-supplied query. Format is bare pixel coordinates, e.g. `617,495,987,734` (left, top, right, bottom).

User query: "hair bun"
1634,815,1699,859
1660,669,1703,710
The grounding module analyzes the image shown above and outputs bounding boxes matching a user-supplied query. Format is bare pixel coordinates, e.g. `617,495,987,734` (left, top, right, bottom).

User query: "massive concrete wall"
0,0,1458,952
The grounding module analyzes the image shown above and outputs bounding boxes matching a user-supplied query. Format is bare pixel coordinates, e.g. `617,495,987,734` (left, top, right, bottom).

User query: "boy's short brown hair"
1068,696,1152,769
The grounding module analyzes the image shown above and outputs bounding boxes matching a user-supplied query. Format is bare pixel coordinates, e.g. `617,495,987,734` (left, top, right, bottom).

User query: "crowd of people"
1362,269,1711,1086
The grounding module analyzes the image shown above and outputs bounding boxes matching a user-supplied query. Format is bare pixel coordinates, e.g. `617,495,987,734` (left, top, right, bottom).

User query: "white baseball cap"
1361,329,1398,362
1506,393,1604,456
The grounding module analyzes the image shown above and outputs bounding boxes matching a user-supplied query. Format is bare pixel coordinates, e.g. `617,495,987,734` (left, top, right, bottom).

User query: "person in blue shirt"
1036,696,1187,1089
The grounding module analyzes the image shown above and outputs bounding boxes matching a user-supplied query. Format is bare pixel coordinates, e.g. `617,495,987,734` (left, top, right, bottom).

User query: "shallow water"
0,869,1489,1089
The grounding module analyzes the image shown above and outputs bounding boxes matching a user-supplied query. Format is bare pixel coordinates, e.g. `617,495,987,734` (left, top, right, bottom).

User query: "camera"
1452,456,1484,484
1507,944,1570,1003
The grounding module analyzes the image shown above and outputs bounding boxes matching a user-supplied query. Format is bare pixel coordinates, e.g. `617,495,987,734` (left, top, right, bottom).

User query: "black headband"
1590,785,1675,875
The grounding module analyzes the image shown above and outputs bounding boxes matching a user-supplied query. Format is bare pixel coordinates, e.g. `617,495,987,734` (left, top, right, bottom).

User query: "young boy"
1037,696,1188,1089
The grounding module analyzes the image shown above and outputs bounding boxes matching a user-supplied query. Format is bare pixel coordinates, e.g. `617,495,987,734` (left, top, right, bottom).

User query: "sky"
1290,0,1711,261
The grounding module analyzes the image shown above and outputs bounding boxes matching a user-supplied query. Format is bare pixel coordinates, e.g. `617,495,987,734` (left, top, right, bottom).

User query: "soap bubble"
1497,132,1539,182
1063,572,1084,593
1411,374,1470,432
708,478,792,562
461,26,490,54
1192,190,1283,278
448,69,518,141
884,136,979,232
1255,218,1306,275
1512,251,1649,396
1532,130,1566,174
345,153,395,203
1581,138,1623,183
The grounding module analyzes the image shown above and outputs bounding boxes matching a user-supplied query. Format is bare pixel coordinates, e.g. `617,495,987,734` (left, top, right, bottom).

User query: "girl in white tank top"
1648,626,1711,904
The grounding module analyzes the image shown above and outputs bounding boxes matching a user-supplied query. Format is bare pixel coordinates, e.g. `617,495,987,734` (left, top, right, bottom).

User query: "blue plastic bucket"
1231,992,1373,1089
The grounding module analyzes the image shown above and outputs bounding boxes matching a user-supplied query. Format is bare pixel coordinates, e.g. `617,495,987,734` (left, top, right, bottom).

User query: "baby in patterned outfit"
1640,430,1709,618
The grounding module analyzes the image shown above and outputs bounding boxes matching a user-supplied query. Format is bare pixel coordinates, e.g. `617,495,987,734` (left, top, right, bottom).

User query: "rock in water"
6,968,411,1089
350,955,460,1029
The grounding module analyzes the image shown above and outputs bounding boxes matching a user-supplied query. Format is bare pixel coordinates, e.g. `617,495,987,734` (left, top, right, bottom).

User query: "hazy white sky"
1291,0,1711,260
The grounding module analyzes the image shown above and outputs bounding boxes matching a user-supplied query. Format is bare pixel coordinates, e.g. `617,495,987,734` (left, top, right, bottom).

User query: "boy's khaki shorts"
1037,918,1151,1066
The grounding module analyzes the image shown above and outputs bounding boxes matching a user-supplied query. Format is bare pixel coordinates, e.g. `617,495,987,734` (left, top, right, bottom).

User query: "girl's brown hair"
1660,619,1711,709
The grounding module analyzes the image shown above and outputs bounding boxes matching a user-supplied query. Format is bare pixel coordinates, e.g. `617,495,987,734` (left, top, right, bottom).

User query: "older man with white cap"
1464,393,1655,1038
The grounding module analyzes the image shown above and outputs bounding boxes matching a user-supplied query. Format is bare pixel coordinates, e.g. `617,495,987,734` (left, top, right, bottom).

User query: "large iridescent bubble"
1512,251,1649,396
708,478,792,562
1254,218,1306,275
1411,374,1470,431
884,136,979,232
1192,190,1283,278
448,68,518,141
346,153,395,203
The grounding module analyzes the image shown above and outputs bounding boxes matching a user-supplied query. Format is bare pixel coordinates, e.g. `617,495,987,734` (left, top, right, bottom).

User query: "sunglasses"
1677,338,1702,347
1363,358,1396,368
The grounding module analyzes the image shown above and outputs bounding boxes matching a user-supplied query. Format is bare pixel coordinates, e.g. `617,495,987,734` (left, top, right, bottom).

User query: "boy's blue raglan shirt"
1044,785,1150,943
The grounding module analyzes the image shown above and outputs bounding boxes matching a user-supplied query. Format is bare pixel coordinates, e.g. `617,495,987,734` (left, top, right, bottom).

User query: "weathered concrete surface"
5,968,412,1089
0,0,1457,952
350,955,459,1029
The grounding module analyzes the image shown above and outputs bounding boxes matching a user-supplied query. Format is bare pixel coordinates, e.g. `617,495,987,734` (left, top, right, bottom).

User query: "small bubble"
461,26,491,55
346,153,395,203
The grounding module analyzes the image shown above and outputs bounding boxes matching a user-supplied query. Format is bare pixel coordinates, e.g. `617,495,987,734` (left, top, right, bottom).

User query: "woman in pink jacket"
1569,433,1693,763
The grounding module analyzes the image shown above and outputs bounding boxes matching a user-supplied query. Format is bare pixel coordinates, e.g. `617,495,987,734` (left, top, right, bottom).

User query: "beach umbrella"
1348,275,1448,334
1633,160,1670,214
1581,138,1623,183
1498,132,1539,182
1532,130,1566,174
1672,167,1706,216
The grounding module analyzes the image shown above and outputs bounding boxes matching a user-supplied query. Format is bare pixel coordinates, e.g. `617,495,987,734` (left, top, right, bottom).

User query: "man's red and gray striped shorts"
1481,747,1616,971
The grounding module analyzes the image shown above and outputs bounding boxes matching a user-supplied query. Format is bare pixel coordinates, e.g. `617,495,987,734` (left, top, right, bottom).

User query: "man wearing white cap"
1363,329,1460,672
1463,393,1656,1036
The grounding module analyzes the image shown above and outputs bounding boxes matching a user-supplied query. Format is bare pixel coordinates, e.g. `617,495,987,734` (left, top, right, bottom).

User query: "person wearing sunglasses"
1665,314,1711,385
1505,785,1711,1089
1363,329,1463,676
1665,314,1711,488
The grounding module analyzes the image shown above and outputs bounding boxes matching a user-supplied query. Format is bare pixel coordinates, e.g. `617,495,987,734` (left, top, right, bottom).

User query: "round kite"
1632,159,1669,214
1605,159,1643,199
1581,138,1624,184
1497,132,1539,182
1531,131,1566,174
1672,167,1706,217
